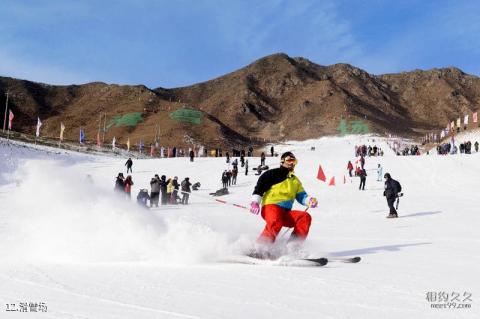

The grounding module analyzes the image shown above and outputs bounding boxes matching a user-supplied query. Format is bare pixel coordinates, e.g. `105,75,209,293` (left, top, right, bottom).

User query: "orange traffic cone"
328,176,335,186
317,165,326,182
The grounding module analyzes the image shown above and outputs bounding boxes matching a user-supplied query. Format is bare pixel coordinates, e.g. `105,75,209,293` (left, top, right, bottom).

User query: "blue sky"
1,0,479,88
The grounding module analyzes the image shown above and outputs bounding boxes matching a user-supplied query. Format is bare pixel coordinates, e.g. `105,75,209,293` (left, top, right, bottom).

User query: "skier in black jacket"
383,173,402,218
160,175,168,205
181,177,192,205
359,168,367,190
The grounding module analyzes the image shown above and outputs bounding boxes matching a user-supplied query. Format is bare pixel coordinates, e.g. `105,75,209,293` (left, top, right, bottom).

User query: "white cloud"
212,0,363,64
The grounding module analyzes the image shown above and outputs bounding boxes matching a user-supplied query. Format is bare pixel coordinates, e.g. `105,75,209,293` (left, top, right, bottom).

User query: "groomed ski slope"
0,135,478,319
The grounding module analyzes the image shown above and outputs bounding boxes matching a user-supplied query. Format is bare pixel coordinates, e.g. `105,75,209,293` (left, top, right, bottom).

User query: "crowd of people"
347,157,383,190
436,140,478,155
399,145,420,156
114,158,193,208
115,145,271,208
355,144,384,157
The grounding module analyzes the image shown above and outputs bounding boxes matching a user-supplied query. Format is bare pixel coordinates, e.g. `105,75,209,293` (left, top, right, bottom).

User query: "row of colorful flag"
8,113,210,157
423,111,478,143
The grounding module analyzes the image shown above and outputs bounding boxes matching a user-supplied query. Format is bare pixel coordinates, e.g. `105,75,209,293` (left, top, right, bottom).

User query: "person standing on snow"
359,168,367,190
250,151,318,245
260,152,266,166
383,173,402,218
347,161,353,177
114,173,125,193
150,174,161,207
181,177,192,204
124,175,134,198
160,175,168,205
377,164,383,181
125,158,133,174
171,176,180,204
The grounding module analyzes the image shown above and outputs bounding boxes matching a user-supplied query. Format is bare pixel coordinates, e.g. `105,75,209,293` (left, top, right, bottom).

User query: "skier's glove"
250,195,261,215
250,202,260,215
307,197,318,208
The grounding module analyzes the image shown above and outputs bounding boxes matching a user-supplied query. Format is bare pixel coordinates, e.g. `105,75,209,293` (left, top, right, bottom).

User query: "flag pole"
3,91,8,132
102,112,107,143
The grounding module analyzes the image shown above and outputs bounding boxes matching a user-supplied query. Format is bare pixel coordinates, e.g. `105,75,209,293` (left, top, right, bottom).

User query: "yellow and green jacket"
253,166,308,210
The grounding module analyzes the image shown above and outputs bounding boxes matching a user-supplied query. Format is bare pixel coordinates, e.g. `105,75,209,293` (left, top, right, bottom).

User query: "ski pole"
179,189,250,211
213,198,249,210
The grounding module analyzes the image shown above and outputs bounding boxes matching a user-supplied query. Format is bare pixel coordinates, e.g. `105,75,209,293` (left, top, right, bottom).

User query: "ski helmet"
280,151,296,164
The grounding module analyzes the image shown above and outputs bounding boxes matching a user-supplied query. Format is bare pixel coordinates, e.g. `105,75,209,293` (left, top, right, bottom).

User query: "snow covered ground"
0,135,478,318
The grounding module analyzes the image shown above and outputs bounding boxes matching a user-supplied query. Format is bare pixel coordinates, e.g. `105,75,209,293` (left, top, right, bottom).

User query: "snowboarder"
347,161,353,177
383,173,402,218
245,159,249,176
250,151,318,247
226,151,230,164
125,158,133,173
475,141,479,152
189,149,195,162
377,164,383,182
359,168,367,190
181,177,192,205
270,146,274,157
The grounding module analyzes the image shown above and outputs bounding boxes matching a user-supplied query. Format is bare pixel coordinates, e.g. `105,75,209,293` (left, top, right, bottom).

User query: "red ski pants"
258,204,312,243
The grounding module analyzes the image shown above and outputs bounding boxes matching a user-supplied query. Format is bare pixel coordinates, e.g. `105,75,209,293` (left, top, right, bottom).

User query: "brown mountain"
1,53,479,148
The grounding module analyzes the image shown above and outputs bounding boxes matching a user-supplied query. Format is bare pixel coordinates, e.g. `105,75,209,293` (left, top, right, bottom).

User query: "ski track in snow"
0,135,479,319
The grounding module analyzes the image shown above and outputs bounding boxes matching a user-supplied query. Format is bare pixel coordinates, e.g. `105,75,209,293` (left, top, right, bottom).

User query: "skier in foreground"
249,151,317,258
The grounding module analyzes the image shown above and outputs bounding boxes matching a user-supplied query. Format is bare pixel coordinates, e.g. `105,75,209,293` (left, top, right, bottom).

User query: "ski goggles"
282,157,298,165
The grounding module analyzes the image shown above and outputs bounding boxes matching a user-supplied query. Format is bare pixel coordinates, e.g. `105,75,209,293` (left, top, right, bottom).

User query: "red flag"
8,110,14,130
328,176,335,186
317,165,326,182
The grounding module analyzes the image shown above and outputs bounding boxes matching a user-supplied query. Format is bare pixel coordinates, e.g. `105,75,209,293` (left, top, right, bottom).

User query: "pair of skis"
222,255,361,267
